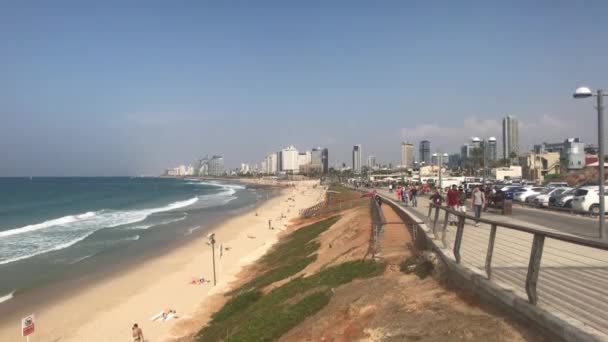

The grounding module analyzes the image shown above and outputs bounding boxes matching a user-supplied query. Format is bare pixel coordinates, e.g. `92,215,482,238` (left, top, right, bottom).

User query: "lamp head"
573,86,593,99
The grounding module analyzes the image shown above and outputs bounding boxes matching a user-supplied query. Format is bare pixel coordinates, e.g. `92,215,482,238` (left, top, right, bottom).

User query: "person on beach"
268,219,272,230
132,323,144,342
471,186,486,227
447,185,459,226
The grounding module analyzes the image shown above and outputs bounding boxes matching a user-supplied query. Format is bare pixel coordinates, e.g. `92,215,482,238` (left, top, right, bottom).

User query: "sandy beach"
0,180,325,342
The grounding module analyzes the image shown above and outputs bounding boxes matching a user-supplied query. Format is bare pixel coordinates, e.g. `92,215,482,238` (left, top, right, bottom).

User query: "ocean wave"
0,197,199,265
0,211,97,238
0,291,14,304
127,213,188,230
0,230,97,265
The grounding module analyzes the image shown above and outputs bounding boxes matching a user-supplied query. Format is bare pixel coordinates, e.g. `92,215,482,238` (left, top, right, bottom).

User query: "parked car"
547,182,569,188
556,188,593,208
514,187,545,202
571,189,608,213
499,186,525,200
534,187,571,207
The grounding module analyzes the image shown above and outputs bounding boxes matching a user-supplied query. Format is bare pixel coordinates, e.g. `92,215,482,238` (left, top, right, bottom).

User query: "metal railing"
299,197,370,218
426,202,608,306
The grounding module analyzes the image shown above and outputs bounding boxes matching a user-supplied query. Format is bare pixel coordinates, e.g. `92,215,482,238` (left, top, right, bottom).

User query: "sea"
0,177,274,304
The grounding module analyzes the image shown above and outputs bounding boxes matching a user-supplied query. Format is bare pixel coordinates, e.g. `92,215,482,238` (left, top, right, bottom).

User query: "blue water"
0,177,269,299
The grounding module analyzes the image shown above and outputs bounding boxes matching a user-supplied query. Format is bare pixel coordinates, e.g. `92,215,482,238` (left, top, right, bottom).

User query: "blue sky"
1,1,607,175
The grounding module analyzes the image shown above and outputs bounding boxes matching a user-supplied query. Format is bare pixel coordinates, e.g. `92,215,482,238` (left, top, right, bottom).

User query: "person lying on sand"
247,234,256,239
150,308,178,322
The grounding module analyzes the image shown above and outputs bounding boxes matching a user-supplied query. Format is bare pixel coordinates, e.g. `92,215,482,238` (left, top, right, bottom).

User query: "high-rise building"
321,148,329,174
448,153,462,168
461,143,473,165
208,156,224,176
297,151,312,168
502,115,519,159
352,145,362,173
419,140,431,165
487,137,498,161
265,153,278,174
279,146,299,174
401,142,414,169
367,155,376,168
311,148,322,166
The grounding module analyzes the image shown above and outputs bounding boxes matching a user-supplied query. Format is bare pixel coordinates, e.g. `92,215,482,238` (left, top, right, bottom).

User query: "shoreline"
0,180,324,341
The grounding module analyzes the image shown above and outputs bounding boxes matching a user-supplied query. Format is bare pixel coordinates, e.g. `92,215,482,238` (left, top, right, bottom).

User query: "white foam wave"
0,291,14,304
68,254,96,265
127,214,188,230
184,225,201,236
125,235,140,241
0,211,97,238
0,197,199,265
0,230,96,265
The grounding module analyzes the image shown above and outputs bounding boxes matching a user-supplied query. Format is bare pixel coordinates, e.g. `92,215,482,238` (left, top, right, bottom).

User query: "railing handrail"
427,202,608,251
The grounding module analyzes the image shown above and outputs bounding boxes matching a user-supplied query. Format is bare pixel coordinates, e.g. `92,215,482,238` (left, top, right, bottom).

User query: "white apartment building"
280,146,299,174
265,153,278,174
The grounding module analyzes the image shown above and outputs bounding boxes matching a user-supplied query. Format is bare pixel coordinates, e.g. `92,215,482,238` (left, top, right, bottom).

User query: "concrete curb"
380,194,608,342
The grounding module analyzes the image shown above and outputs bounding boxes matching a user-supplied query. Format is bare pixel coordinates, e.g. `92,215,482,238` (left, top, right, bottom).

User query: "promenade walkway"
376,189,608,339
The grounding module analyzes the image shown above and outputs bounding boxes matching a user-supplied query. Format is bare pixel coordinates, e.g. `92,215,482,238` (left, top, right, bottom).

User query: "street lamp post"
207,233,217,285
574,86,607,239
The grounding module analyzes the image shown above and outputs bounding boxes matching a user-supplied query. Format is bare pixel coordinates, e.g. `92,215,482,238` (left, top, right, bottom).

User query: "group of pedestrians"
428,185,486,227
394,185,419,207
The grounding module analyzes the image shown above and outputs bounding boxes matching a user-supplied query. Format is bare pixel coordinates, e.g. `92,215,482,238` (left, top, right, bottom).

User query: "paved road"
509,206,602,239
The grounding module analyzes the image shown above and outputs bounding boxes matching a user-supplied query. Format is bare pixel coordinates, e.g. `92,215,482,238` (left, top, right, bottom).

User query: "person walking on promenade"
375,195,382,207
397,186,402,202
430,189,443,206
411,186,418,207
402,185,408,205
447,185,459,225
457,186,467,213
471,186,486,227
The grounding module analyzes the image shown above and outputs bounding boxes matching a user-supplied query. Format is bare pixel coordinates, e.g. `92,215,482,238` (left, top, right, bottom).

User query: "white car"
533,187,571,207
571,188,608,213
513,187,545,202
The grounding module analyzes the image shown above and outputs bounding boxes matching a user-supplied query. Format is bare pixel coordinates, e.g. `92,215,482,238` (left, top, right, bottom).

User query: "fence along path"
299,196,370,218
377,189,608,338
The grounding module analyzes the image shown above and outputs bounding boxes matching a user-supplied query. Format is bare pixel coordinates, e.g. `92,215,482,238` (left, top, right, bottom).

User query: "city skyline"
1,2,608,176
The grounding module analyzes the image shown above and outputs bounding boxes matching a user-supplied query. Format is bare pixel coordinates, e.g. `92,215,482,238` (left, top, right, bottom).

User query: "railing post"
439,210,449,240
453,215,465,263
485,224,497,279
441,209,450,247
432,206,440,236
526,234,545,305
